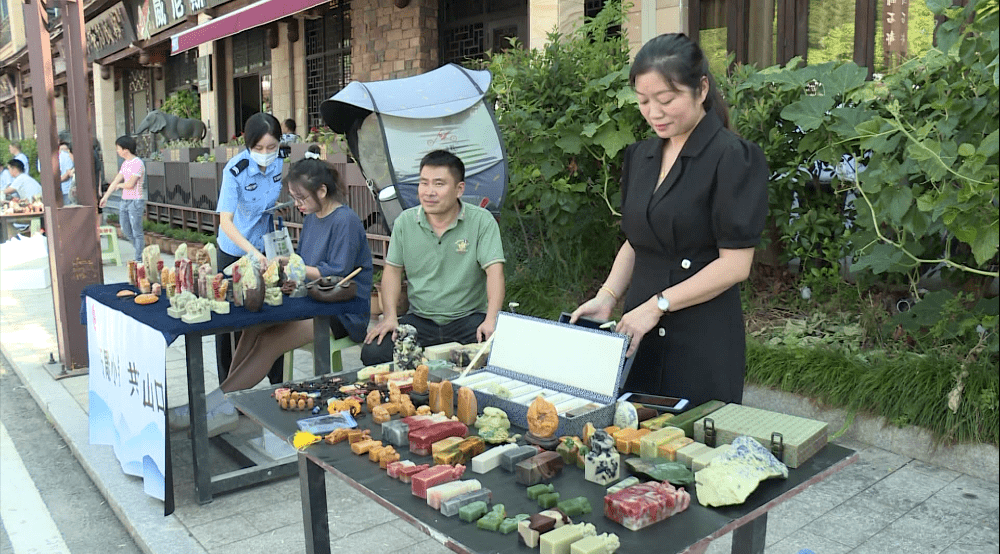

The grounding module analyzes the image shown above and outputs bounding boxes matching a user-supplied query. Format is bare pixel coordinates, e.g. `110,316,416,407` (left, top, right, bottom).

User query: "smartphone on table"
618,391,689,413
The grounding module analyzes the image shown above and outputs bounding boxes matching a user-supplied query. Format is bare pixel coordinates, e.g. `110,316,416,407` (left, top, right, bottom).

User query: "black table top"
230,385,857,554
82,282,367,344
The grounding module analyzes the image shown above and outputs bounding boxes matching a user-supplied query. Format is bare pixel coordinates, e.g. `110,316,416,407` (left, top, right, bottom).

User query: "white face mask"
250,149,278,168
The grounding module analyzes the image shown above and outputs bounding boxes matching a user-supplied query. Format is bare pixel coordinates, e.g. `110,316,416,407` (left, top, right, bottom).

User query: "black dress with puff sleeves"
619,108,768,406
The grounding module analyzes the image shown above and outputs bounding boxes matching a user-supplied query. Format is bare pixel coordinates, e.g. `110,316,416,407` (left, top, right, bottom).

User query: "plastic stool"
283,335,360,381
98,225,123,266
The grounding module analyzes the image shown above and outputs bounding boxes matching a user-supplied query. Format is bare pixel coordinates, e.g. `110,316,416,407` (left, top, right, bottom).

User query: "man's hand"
365,314,399,346
476,316,496,343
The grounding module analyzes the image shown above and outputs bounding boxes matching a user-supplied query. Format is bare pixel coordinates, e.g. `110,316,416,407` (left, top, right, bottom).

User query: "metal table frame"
180,315,335,505
231,385,858,554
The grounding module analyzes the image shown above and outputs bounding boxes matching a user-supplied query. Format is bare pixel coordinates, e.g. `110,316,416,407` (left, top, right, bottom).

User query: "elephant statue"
134,110,207,142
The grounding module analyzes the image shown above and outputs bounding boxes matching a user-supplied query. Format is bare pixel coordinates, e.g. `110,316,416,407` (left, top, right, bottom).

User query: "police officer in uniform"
215,112,287,385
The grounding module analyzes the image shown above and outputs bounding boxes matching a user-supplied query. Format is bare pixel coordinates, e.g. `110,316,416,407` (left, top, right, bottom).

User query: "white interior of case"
487,312,627,399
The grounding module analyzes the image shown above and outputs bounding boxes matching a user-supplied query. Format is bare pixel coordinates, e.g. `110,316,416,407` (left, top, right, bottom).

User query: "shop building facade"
3,0,927,185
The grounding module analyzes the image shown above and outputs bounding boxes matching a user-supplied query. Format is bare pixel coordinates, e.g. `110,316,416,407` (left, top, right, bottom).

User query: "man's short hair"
284,119,296,132
10,142,21,151
8,159,25,173
420,150,465,183
115,135,137,155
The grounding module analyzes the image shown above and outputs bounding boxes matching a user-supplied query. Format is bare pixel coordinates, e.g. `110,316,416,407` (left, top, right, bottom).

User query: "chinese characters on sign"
883,0,910,67
86,3,137,62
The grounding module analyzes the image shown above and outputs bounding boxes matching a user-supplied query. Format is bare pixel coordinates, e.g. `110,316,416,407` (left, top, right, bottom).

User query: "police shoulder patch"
230,158,250,177
273,174,282,182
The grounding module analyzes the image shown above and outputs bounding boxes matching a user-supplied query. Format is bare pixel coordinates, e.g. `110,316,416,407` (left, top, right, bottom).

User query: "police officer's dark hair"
284,119,296,132
8,159,25,173
243,113,282,150
285,147,347,205
420,150,465,183
115,135,137,155
628,33,730,130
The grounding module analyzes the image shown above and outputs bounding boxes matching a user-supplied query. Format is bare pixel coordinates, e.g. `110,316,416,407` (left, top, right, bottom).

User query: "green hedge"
746,339,999,446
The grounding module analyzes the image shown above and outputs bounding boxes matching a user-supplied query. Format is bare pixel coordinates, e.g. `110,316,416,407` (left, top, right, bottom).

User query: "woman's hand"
98,196,108,209
617,297,662,357
569,293,616,324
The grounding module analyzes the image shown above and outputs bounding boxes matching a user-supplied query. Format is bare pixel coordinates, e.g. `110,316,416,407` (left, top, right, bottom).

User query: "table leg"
299,453,330,554
731,512,767,554
313,316,332,375
185,334,213,504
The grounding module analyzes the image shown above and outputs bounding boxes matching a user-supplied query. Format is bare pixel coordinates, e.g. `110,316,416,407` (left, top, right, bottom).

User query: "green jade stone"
476,504,506,531
459,501,489,523
537,492,561,509
498,514,529,535
575,445,589,469
556,438,580,465
625,457,695,487
526,483,555,500
557,496,592,516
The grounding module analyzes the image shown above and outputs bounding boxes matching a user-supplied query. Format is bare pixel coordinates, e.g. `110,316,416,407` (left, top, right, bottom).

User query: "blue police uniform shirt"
216,148,284,257
58,150,74,196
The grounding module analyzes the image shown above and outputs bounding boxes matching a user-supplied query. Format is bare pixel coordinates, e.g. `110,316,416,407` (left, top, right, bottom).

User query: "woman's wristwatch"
656,292,670,314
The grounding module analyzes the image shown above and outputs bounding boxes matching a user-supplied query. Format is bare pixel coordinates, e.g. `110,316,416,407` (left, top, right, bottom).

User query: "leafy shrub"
160,90,201,120
484,0,641,303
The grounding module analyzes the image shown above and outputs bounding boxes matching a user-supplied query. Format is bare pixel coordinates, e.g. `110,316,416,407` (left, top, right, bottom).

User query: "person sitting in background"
281,119,301,144
0,159,11,197
3,159,43,201
361,149,505,365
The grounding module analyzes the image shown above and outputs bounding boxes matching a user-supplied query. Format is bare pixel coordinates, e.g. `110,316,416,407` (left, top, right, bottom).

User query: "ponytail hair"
629,33,731,130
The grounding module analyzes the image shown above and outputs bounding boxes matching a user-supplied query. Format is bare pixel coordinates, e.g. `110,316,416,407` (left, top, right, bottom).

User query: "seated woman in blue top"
218,148,373,393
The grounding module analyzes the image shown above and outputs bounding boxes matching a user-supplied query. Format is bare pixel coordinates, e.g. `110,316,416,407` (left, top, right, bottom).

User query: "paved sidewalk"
1,237,997,554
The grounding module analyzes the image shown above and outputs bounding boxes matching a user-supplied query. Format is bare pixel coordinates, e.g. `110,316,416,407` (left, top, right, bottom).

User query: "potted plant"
370,269,409,317
215,135,244,163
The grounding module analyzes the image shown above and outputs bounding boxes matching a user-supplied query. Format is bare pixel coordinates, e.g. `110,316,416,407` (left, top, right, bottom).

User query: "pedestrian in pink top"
100,136,146,260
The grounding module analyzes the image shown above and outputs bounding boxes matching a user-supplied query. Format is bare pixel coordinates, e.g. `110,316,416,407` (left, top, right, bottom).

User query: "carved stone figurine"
475,407,512,444
526,396,559,439
584,430,621,485
167,291,197,319
393,324,424,370
181,297,212,324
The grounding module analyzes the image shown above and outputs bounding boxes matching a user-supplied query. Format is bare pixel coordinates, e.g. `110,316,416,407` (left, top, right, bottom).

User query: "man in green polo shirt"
362,150,505,365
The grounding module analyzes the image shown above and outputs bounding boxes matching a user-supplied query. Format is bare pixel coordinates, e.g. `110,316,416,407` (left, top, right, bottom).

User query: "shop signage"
883,0,909,65
133,0,214,41
0,73,14,103
197,54,212,92
86,3,137,62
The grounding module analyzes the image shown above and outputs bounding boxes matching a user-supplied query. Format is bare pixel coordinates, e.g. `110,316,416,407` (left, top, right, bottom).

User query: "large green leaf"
972,220,1000,265
593,125,634,158
887,186,914,223
822,63,868,99
781,96,835,132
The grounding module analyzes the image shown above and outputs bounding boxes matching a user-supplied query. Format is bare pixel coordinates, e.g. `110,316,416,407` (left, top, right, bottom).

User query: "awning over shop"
170,0,328,55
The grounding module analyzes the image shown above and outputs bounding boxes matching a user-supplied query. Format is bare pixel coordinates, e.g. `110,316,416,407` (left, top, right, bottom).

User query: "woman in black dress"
571,34,768,407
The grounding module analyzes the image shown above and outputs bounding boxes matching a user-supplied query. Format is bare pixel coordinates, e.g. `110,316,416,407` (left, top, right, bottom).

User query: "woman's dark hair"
629,33,730,130
420,149,465,183
116,135,137,155
285,156,347,205
243,113,282,149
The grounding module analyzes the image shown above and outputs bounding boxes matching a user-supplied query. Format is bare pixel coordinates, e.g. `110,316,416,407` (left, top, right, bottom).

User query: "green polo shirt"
385,202,505,325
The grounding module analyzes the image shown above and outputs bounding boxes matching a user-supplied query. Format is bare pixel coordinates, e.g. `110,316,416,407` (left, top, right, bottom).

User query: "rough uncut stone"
695,436,788,507
613,402,639,430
